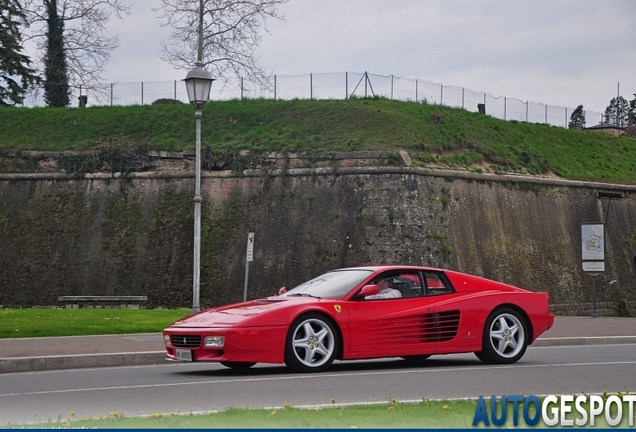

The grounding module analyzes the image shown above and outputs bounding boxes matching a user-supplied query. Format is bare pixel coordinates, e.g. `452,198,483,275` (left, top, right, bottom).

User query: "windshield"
283,269,373,299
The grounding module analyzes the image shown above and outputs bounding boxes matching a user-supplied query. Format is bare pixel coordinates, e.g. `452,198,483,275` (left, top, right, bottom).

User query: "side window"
390,272,423,298
423,271,454,296
364,271,422,300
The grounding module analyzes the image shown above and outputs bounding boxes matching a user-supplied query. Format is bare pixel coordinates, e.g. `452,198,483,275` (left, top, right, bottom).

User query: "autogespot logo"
472,394,636,427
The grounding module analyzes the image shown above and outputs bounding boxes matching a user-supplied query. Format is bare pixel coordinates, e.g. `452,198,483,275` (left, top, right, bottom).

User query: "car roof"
335,265,445,272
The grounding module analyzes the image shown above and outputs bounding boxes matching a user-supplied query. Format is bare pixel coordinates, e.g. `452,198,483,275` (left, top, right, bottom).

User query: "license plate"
176,349,192,361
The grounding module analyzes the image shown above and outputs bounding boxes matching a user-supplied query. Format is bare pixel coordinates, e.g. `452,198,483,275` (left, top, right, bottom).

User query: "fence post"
504,97,507,120
565,107,568,128
110,83,113,107
274,75,277,100
241,77,244,100
416,79,418,102
174,80,177,100
440,84,443,105
345,72,348,99
310,73,313,100
545,104,548,123
462,88,464,109
141,81,144,106
526,101,529,122
391,75,394,99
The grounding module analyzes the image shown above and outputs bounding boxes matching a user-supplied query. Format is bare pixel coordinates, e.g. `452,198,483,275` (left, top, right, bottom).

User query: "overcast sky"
103,0,635,114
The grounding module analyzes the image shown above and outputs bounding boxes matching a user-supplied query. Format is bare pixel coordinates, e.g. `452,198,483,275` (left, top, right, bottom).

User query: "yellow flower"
270,410,277,416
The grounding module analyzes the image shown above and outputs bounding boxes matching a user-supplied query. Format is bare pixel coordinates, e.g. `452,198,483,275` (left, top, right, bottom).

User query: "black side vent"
423,311,460,342
171,335,202,348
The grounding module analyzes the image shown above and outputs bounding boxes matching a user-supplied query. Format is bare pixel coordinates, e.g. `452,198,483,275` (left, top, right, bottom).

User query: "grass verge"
8,397,636,429
0,308,191,338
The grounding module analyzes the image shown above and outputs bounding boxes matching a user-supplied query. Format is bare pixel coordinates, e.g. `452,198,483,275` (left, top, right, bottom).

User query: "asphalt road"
1,343,636,426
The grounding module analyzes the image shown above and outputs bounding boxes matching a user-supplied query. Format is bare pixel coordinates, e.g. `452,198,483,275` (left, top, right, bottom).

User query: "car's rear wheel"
220,361,256,370
475,307,528,364
285,313,339,373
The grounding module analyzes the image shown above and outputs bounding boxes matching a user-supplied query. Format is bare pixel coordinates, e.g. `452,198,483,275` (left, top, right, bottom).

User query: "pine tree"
603,96,629,127
568,105,586,129
43,0,69,107
627,94,636,127
0,0,39,106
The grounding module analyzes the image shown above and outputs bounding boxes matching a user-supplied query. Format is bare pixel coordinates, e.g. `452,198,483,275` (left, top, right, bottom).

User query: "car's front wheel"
475,307,528,364
220,361,256,370
285,313,339,373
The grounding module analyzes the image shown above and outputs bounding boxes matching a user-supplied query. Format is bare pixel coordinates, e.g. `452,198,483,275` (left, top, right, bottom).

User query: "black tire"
285,313,340,373
401,355,431,363
220,361,256,370
475,307,528,364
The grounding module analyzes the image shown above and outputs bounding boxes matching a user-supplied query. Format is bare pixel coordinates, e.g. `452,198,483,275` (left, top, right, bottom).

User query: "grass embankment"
2,98,635,184
0,308,191,338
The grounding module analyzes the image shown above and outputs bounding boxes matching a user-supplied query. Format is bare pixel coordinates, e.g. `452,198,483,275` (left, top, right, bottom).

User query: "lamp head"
184,61,214,106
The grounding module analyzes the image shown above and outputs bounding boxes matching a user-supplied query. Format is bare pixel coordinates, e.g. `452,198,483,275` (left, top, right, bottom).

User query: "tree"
21,0,129,104
568,105,585,129
43,0,69,107
627,94,636,127
0,0,39,106
155,0,288,86
603,96,629,127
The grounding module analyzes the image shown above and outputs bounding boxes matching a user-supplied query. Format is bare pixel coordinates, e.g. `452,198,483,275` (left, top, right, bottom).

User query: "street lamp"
184,61,214,313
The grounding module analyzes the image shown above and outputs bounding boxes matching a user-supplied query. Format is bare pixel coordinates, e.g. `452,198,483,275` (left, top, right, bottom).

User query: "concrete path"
1,316,635,373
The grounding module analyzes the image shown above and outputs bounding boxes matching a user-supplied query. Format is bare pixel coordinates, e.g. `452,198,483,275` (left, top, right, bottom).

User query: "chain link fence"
24,71,604,129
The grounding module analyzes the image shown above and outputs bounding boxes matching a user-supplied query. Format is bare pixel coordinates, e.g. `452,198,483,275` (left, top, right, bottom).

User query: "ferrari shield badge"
334,304,342,313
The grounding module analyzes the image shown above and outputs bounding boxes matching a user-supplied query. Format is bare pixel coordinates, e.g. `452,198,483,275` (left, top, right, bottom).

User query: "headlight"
204,336,225,348
163,334,172,347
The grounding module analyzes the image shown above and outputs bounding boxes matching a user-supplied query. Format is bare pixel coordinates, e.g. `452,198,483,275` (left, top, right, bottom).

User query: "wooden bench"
57,296,148,309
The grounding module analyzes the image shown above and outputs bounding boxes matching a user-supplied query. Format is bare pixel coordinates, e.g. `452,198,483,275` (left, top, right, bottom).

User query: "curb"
2,336,636,374
0,351,165,374
532,336,636,347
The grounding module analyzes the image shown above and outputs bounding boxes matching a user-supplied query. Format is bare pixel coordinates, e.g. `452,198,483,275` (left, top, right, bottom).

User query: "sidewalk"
1,316,635,373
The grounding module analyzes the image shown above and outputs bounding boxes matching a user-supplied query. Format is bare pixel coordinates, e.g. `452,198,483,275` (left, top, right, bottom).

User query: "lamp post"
184,61,214,313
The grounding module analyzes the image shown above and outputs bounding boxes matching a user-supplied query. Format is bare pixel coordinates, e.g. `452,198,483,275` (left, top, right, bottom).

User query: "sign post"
243,233,254,302
581,223,605,317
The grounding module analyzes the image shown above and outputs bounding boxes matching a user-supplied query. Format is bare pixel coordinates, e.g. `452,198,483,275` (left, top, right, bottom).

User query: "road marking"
2,359,636,398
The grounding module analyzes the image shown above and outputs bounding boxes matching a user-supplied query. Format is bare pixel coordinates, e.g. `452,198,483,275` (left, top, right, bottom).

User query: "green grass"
0,308,191,338
8,397,636,428
0,400,500,429
2,98,636,184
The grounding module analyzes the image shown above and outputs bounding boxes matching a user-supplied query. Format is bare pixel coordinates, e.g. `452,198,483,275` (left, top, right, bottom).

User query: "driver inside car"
366,277,402,299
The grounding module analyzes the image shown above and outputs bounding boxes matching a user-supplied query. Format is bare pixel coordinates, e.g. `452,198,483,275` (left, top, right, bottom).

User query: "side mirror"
358,284,380,297
278,287,287,295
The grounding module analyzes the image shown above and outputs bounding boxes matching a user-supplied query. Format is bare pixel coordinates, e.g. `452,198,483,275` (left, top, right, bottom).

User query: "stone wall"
1,152,635,315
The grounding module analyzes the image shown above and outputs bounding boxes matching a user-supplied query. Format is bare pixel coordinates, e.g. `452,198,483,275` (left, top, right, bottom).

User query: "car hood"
168,297,306,328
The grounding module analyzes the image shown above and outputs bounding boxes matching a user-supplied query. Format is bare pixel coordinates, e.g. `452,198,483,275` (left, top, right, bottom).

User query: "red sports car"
163,266,554,372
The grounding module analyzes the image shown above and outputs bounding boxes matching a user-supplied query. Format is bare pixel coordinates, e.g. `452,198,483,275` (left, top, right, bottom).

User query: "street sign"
246,232,254,262
581,223,605,273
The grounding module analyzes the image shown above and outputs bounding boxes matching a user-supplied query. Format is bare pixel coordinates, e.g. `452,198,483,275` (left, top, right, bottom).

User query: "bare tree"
21,0,130,104
155,0,288,88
